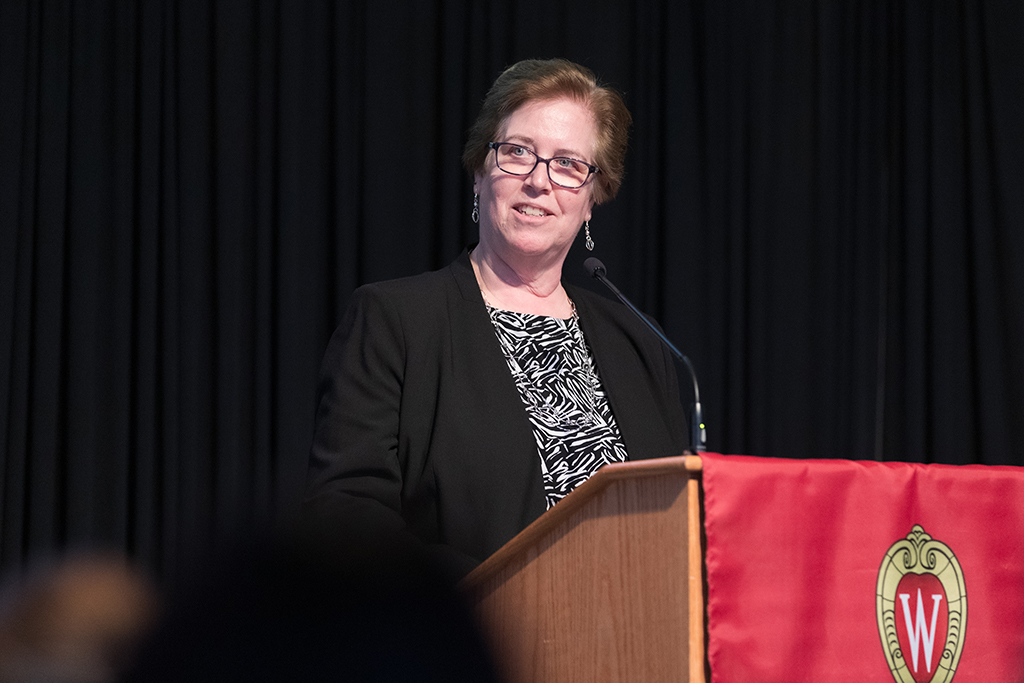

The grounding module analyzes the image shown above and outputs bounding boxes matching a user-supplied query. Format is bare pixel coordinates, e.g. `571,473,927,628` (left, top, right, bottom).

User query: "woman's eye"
510,146,527,156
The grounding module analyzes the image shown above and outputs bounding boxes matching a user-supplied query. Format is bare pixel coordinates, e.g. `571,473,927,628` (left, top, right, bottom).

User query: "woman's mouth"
515,205,548,217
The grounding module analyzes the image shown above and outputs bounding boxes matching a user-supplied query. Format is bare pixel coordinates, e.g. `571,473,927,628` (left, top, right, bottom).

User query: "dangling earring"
471,194,480,224
584,221,594,251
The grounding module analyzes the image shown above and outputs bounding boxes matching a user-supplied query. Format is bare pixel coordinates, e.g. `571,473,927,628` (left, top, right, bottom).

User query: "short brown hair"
462,59,632,205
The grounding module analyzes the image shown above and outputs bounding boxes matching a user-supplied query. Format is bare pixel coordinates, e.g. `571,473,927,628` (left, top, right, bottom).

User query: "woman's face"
474,97,598,266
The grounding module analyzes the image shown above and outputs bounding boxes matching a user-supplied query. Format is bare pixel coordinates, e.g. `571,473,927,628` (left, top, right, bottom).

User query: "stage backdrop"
2,1,1023,580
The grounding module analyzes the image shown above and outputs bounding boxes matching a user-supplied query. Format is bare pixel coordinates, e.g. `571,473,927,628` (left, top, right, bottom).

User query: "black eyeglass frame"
487,142,600,189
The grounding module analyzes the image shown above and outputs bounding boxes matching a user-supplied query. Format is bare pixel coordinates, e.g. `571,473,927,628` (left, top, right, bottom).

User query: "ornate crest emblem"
876,525,967,683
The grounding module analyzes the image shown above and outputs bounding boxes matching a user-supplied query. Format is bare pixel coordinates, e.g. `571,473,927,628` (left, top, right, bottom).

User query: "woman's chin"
491,227,571,258
503,238,571,263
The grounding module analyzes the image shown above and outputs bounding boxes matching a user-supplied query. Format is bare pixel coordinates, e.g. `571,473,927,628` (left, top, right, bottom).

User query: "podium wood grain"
463,455,705,683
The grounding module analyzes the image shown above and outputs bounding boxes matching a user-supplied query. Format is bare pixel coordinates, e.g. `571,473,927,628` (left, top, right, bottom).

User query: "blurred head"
463,59,632,206
0,554,160,682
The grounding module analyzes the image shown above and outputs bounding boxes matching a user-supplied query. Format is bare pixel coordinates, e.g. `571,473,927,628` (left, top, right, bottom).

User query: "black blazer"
305,250,687,576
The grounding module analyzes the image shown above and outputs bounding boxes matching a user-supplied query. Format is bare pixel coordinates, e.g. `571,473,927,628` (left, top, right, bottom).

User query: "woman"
305,59,686,578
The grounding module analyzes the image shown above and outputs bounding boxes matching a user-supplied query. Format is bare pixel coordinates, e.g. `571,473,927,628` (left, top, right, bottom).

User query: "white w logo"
898,588,944,674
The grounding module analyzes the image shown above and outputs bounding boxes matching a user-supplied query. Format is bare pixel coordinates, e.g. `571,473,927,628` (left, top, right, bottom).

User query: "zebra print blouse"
486,303,628,509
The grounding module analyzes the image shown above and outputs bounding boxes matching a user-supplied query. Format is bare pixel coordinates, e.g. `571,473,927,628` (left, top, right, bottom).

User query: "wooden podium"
461,455,706,683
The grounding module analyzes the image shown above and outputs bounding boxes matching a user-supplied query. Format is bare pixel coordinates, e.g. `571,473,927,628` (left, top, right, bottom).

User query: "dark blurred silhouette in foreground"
123,524,501,682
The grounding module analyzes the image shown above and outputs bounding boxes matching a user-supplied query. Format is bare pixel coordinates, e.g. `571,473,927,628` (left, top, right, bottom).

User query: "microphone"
584,257,706,453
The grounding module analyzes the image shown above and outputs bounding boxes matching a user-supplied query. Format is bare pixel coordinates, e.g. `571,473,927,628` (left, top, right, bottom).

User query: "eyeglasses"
488,142,599,189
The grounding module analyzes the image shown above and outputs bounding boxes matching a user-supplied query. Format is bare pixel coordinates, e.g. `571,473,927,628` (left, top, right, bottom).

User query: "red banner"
702,453,1024,682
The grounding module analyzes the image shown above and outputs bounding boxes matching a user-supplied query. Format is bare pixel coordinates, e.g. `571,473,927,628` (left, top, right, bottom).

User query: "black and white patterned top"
486,303,628,508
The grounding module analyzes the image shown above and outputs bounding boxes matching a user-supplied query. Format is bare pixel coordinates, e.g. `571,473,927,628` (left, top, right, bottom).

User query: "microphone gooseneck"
584,258,706,453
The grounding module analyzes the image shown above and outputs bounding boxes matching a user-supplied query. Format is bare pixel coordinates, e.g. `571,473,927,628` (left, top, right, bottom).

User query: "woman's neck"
470,245,573,318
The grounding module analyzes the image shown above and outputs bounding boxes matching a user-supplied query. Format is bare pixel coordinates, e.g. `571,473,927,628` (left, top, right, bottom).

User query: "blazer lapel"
446,250,547,521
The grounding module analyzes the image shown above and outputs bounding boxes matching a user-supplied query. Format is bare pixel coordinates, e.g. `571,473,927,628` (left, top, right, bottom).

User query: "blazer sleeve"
305,284,405,525
303,284,479,578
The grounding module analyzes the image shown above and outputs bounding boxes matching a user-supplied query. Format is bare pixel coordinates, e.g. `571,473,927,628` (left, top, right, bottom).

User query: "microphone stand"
584,257,706,453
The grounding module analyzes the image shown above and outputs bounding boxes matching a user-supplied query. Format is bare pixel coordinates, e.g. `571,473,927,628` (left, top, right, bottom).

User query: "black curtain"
2,0,1022,580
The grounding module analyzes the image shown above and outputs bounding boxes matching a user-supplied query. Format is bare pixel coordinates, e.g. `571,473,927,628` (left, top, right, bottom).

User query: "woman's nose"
523,160,552,190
